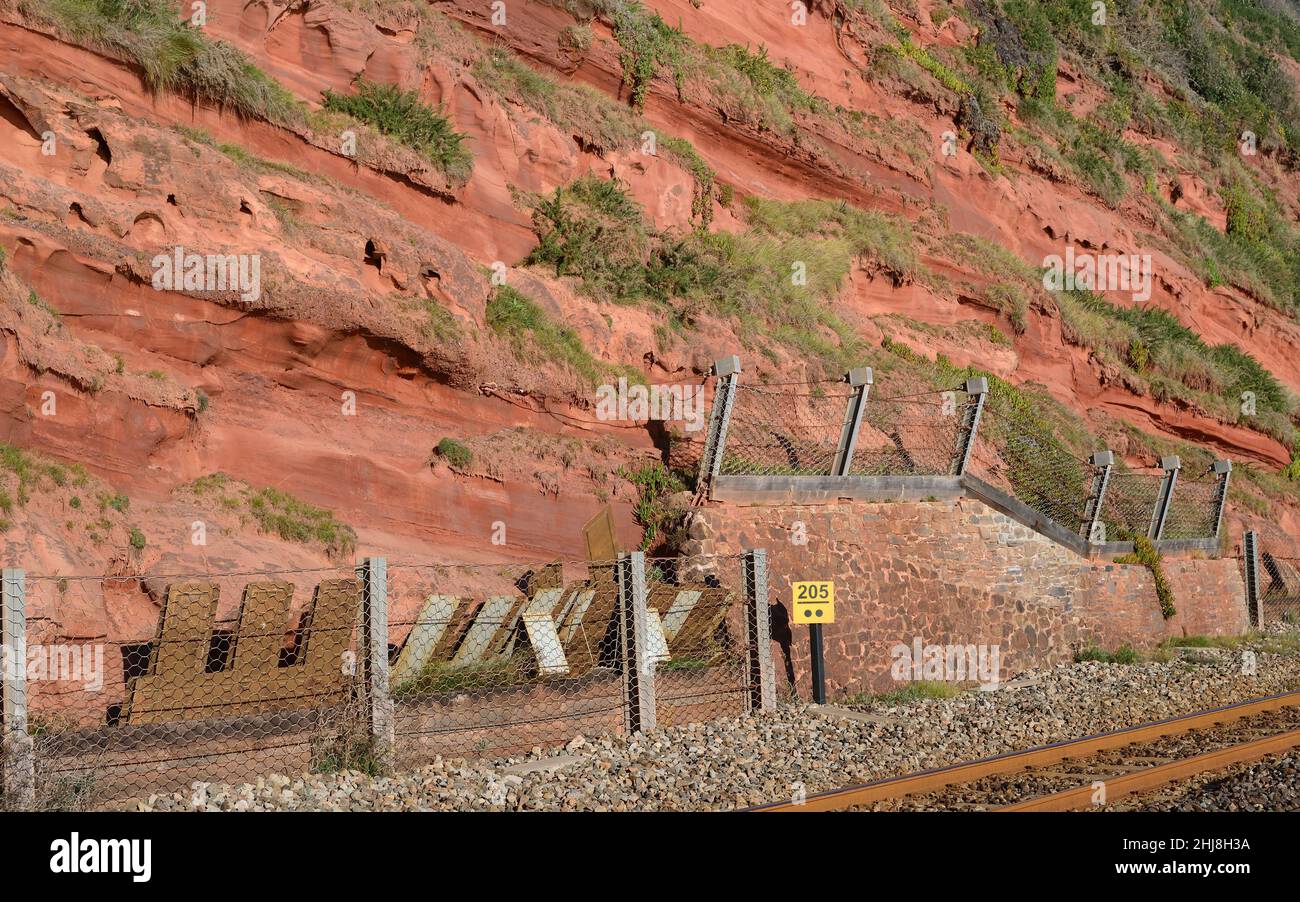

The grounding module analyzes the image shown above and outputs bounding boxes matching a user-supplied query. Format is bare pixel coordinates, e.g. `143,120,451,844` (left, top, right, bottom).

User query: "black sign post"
809,623,826,704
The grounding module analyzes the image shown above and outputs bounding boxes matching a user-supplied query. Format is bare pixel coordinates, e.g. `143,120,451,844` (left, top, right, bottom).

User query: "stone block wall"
683,498,1248,700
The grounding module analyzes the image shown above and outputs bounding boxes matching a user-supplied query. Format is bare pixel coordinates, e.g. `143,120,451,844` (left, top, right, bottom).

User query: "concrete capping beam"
711,475,964,505
713,355,741,377
1090,450,1115,467
846,366,873,387
964,377,989,395
1160,455,1182,471
1213,459,1233,475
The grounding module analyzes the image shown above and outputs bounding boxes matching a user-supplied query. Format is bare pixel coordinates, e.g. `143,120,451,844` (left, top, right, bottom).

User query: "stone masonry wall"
683,498,1249,700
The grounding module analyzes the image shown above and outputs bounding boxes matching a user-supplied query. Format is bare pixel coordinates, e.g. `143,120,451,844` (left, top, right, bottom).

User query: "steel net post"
618,553,656,734
831,367,873,476
357,557,394,767
742,550,776,713
954,377,988,476
1149,455,1181,541
1081,450,1115,545
1210,460,1233,541
1243,530,1263,628
697,356,741,491
2,568,33,809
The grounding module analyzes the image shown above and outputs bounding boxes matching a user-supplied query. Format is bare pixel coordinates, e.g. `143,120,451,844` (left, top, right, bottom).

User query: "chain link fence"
851,386,969,477
966,408,1094,535
1244,535,1300,627
1,553,767,809
1098,468,1165,539
1160,470,1220,541
719,380,855,476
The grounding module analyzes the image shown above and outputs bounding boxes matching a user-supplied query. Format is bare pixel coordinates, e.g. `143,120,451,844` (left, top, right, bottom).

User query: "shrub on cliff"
433,438,473,471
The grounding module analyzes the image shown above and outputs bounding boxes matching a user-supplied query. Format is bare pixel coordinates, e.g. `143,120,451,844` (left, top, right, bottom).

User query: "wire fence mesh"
12,565,363,810
850,386,968,477
1099,469,1165,540
719,380,855,476
1255,549,1300,627
2,553,759,809
1161,470,1220,541
966,408,1094,536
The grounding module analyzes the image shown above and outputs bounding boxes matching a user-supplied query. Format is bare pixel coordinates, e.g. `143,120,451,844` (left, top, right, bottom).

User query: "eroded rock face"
1,0,1299,645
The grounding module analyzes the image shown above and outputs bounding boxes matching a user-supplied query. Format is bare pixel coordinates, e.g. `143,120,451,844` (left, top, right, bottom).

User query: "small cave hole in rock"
166,193,178,206
364,239,385,273
239,199,252,215
86,127,111,165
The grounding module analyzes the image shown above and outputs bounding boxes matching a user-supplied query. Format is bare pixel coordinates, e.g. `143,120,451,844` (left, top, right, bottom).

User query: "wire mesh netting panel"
16,566,364,810
719,381,855,476
966,409,1094,536
1160,473,1220,540
644,557,752,728
850,387,968,477
1257,551,1300,626
384,554,753,768
1099,469,1165,540
385,558,628,765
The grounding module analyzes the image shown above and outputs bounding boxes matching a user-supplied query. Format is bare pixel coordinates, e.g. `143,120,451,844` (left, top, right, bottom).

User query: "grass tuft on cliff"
321,79,473,184
485,285,607,385
23,0,302,125
186,474,357,559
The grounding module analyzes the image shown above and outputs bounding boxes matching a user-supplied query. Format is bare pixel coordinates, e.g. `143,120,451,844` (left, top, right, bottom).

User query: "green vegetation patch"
24,0,302,124
485,285,607,385
321,79,472,183
187,474,357,558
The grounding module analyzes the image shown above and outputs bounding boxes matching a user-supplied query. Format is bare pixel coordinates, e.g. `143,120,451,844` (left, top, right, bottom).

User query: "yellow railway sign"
792,581,835,624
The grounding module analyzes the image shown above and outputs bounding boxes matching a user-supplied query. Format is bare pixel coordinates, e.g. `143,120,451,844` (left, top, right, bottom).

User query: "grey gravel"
136,629,1300,811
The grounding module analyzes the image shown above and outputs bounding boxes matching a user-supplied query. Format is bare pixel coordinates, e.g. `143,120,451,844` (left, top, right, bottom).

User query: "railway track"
748,689,1300,812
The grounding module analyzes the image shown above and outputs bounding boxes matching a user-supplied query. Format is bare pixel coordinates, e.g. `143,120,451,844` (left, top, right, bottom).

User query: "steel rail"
996,727,1300,811
747,689,1300,812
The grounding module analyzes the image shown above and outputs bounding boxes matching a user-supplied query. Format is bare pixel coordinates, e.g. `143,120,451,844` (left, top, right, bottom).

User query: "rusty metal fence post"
743,550,776,713
1243,530,1263,628
697,355,741,492
1081,450,1115,545
2,568,33,809
831,367,873,476
954,377,988,476
357,556,394,765
1149,455,1181,541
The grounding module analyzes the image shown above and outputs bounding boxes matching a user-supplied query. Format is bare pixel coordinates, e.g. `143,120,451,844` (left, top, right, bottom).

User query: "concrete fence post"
1149,455,1181,541
697,356,741,492
2,568,34,809
356,557,394,763
618,552,656,734
742,549,776,713
1081,450,1115,544
953,377,989,476
831,367,873,476
1243,530,1263,628
1210,460,1233,541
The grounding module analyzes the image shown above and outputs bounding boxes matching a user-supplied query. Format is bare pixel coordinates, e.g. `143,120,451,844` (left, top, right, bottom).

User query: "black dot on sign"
815,609,823,617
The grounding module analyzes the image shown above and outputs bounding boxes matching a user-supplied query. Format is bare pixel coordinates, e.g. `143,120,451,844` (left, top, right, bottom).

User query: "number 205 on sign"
792,581,835,624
